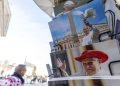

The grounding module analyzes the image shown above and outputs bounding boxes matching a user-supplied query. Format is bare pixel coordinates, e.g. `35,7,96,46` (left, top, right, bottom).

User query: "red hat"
75,50,108,63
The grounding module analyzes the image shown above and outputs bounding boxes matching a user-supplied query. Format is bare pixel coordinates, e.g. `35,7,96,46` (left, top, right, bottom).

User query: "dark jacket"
12,72,24,84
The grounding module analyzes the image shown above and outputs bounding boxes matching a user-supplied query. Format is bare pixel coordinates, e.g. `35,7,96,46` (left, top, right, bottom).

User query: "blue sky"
73,0,107,32
0,0,52,75
49,14,71,41
49,0,107,41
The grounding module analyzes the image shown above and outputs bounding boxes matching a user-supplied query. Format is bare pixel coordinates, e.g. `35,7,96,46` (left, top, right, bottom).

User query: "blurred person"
82,26,93,46
0,64,26,86
56,0,75,17
30,75,37,84
0,70,4,76
63,0,75,12
82,23,100,46
37,76,42,83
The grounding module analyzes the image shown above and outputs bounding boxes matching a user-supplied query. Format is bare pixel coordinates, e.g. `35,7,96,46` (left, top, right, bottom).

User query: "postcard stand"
48,0,120,86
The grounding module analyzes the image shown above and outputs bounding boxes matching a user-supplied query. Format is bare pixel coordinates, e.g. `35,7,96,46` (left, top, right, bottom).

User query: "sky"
49,14,71,41
0,0,52,75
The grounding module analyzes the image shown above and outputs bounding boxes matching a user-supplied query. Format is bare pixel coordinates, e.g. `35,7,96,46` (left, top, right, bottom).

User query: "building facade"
51,23,109,52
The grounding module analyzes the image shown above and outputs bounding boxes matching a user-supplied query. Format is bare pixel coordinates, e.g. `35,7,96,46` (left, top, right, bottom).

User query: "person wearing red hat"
57,50,109,76
75,50,109,76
